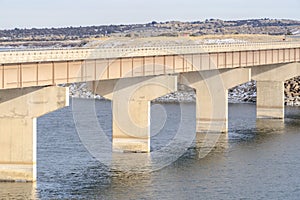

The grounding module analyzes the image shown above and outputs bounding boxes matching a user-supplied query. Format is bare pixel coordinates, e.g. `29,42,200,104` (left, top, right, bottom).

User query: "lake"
1,99,300,199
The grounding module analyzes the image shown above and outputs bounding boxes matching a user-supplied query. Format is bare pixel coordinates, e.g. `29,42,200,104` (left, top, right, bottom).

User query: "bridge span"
0,41,300,181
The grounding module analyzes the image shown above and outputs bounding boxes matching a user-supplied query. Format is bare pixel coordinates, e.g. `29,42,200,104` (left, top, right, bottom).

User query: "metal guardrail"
1,41,300,64
1,41,300,51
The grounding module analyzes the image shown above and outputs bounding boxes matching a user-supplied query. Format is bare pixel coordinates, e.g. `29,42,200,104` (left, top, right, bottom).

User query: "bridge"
1,41,300,181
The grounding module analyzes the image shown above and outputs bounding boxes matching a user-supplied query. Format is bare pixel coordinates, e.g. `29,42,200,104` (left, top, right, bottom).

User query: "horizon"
1,18,299,31
1,0,299,29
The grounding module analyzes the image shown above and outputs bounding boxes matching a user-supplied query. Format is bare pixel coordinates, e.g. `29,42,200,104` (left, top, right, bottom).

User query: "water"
0,48,10,52
1,100,300,199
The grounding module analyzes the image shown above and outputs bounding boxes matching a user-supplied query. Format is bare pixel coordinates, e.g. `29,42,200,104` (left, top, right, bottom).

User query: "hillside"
1,18,300,43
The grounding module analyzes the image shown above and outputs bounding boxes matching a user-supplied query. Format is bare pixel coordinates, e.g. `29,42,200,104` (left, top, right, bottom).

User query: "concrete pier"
89,75,177,153
0,86,69,182
180,68,250,133
252,63,300,119
256,81,284,118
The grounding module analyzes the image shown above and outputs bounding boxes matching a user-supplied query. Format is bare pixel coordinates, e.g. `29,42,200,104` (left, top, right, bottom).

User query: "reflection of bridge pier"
0,182,37,199
0,43,299,181
195,132,228,159
256,119,285,132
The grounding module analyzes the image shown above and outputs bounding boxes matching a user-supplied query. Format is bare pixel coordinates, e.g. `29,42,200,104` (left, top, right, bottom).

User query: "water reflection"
109,172,153,200
194,132,229,159
111,152,152,173
0,182,37,200
256,119,285,133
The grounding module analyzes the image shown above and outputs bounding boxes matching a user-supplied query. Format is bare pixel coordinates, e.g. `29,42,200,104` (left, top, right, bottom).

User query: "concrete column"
180,69,250,133
0,86,69,182
89,76,177,153
252,63,300,120
256,81,284,119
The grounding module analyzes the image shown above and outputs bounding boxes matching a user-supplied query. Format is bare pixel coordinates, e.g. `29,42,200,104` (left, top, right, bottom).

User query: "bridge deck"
1,42,300,64
0,42,300,90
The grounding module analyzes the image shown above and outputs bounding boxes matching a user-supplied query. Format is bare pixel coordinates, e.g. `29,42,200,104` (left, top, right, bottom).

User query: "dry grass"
190,34,287,42
86,34,300,48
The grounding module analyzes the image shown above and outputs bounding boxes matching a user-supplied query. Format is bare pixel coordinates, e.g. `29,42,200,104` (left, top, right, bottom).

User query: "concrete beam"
0,87,69,118
89,76,177,153
0,86,69,182
180,68,250,133
252,63,300,82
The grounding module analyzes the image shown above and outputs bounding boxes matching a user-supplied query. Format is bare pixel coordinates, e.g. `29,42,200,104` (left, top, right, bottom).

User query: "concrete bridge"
1,41,300,181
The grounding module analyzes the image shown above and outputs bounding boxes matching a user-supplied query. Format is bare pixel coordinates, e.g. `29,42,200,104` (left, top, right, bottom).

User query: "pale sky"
0,0,299,29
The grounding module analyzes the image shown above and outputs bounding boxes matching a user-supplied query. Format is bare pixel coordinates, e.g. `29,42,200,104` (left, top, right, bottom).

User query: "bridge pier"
256,81,284,118
0,86,69,182
89,76,177,153
180,69,250,133
252,63,300,119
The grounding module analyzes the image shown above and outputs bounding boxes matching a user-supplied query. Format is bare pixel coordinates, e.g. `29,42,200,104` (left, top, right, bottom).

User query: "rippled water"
1,99,300,199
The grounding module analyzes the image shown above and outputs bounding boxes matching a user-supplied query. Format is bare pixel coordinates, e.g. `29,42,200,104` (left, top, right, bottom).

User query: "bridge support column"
256,81,284,118
180,69,250,133
0,86,69,182
89,76,177,153
252,63,300,119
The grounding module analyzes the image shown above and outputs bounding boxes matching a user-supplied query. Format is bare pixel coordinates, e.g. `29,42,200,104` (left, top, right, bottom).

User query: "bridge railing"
1,41,300,64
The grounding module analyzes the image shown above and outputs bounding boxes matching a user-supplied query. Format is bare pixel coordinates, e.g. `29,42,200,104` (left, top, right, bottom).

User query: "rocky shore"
285,77,300,106
68,78,300,106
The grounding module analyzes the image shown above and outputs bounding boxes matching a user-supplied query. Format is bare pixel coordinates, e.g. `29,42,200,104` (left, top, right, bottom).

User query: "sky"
0,0,299,29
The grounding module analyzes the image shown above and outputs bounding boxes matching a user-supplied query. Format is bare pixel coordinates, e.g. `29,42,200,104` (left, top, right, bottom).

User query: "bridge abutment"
89,76,177,153
180,69,250,133
0,86,69,182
